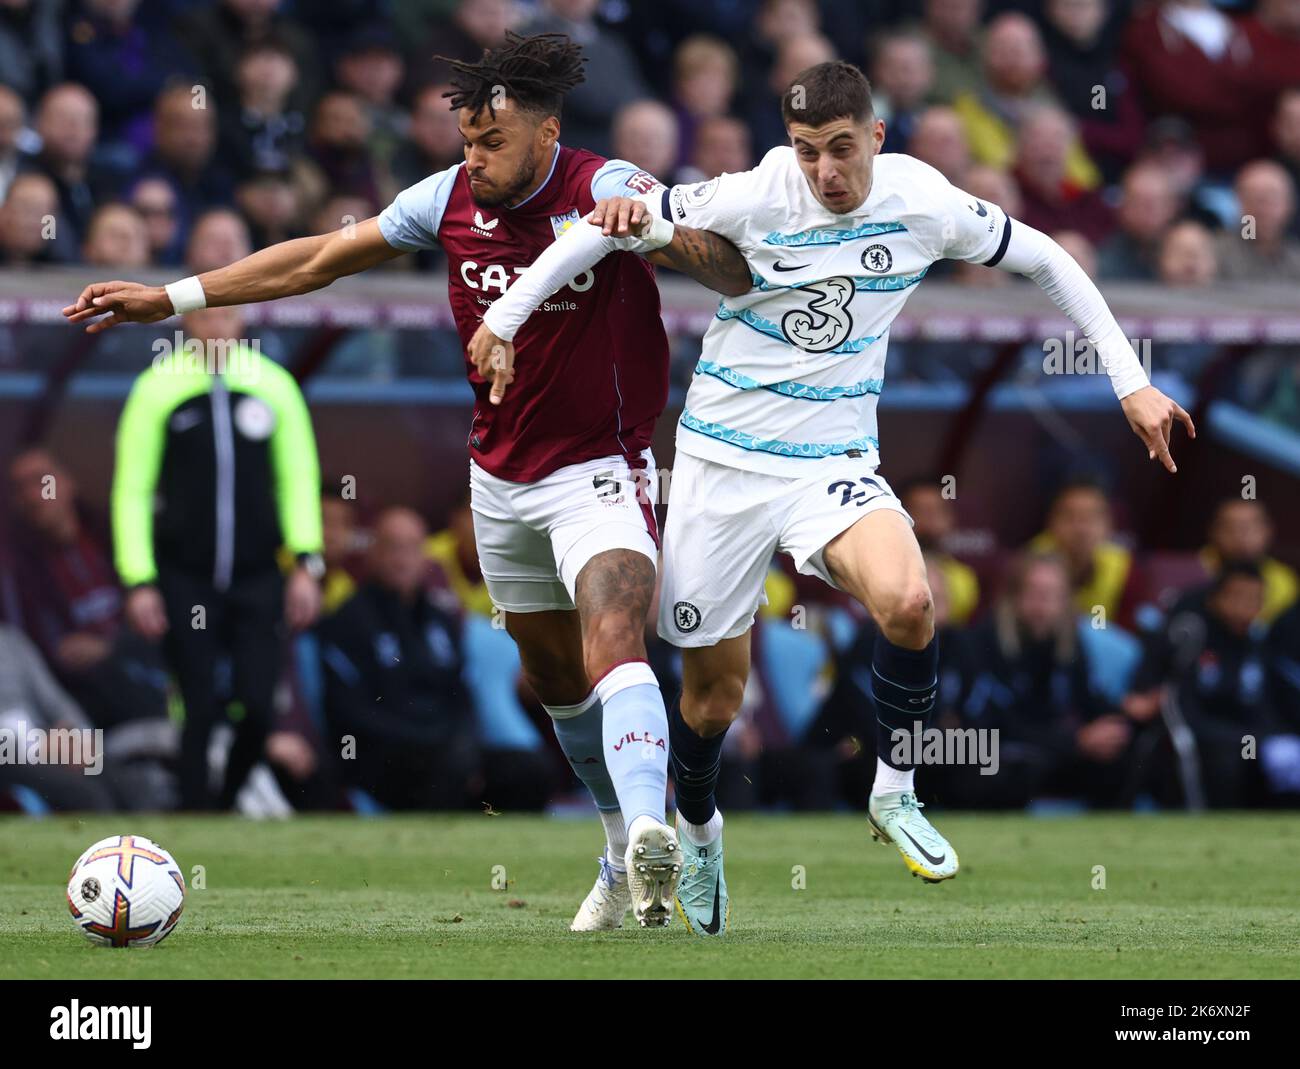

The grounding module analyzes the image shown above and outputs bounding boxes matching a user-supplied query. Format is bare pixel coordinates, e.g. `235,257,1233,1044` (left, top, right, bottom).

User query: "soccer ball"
66,834,186,947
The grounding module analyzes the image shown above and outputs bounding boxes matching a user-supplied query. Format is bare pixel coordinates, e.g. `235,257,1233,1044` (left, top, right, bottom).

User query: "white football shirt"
661,148,1011,475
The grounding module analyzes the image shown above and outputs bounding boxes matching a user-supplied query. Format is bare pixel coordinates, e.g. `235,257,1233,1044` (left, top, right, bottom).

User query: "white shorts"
470,449,660,614
657,450,910,647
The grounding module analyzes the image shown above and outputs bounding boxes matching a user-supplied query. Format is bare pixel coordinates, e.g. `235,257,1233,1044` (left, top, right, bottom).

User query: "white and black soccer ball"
66,834,186,947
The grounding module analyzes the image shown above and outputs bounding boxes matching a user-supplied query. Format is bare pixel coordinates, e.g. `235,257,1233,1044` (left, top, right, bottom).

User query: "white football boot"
623,816,683,928
570,851,631,931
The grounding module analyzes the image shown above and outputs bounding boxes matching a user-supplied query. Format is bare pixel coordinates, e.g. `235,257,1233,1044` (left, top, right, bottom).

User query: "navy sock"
871,635,939,771
668,695,726,826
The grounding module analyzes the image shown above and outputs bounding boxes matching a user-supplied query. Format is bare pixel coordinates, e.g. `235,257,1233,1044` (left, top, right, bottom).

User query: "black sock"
668,695,726,826
871,635,939,772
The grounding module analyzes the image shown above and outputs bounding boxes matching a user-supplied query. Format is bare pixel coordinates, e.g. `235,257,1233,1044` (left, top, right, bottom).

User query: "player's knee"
877,583,934,646
510,634,589,702
682,674,745,736
582,611,647,681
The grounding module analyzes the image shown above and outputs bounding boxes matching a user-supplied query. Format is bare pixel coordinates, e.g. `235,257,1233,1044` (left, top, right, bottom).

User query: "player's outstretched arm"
62,218,405,333
995,222,1196,472
588,197,750,297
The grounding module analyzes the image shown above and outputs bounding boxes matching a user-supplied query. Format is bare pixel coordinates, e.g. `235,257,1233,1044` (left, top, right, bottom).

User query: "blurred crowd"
3,431,1299,814
2,0,1300,293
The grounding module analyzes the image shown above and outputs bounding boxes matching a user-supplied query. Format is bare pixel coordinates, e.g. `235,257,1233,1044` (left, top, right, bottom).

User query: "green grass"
2,812,1297,978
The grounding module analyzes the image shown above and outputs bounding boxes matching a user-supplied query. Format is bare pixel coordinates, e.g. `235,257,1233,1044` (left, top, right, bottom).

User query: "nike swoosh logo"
771,259,809,272
971,200,988,217
702,879,722,935
899,827,946,867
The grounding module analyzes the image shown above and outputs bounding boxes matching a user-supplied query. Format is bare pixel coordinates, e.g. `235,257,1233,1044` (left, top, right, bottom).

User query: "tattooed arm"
642,223,751,297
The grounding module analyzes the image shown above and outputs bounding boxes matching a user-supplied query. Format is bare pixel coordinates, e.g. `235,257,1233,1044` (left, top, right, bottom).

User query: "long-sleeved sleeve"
111,369,169,587
263,361,323,556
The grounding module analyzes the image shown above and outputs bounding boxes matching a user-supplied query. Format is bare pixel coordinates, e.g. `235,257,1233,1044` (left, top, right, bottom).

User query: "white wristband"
638,214,675,251
165,275,207,315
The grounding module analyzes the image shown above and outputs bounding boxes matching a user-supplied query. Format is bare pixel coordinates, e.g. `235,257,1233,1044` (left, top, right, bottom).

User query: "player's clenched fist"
1119,384,1196,473
62,281,174,333
468,321,515,405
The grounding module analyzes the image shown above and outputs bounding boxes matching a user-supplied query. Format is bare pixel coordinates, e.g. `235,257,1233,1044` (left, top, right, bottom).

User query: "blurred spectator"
674,35,742,163
0,171,60,265
1200,499,1298,625
20,83,106,260
0,84,25,202
82,201,149,267
174,0,320,117
1040,0,1144,179
1129,562,1293,807
319,507,479,810
747,32,835,155
1269,599,1300,734
334,27,407,168
920,0,985,104
681,116,752,183
307,90,386,208
7,445,168,730
138,83,235,252
611,100,680,183
412,0,513,89
1216,160,1300,283
127,174,180,264
234,169,302,247
1133,116,1220,228
907,106,971,184
1238,0,1300,156
1029,477,1142,625
1120,0,1256,175
185,206,252,273
522,0,650,160
319,507,552,811
0,0,63,106
1156,218,1218,288
64,0,195,147
1052,229,1098,280
320,491,361,616
954,552,1139,808
870,30,934,154
899,477,979,625
953,12,1102,194
1098,163,1181,280
1013,104,1113,245
218,37,307,179
391,83,462,191
0,624,116,812
1273,88,1300,237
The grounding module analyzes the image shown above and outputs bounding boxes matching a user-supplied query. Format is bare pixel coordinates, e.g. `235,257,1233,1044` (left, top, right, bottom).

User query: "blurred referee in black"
112,306,324,809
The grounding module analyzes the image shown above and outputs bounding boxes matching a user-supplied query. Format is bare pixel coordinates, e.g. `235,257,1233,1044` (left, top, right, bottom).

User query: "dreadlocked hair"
439,31,586,121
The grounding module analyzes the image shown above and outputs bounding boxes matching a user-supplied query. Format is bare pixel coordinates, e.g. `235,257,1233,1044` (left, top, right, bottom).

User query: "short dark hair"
781,61,874,128
440,31,585,122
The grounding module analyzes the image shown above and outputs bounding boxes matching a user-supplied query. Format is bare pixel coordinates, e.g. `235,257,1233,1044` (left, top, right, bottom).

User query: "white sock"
596,661,670,828
599,808,627,870
872,757,914,796
677,807,723,847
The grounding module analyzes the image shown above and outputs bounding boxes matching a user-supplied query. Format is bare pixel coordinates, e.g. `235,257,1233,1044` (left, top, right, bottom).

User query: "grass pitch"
2,812,1296,979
